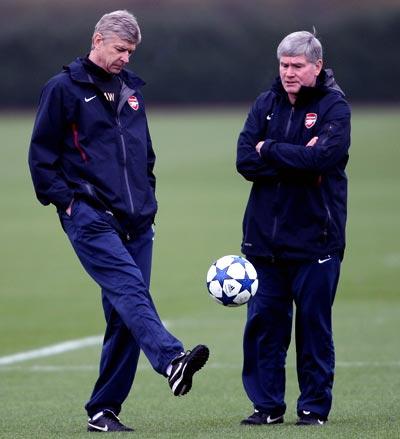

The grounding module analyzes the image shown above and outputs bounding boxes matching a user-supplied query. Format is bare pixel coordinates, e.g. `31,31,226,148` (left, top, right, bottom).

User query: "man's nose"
121,52,130,63
286,66,295,76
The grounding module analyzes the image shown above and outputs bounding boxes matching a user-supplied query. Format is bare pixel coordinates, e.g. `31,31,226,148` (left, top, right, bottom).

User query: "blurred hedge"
1,0,399,106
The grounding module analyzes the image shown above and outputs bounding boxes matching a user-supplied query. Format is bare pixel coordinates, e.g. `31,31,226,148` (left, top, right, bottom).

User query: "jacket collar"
271,68,344,104
64,57,146,89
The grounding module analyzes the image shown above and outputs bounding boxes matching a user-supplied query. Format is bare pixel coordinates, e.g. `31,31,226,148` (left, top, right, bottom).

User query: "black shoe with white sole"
87,409,134,432
240,410,284,425
168,344,209,396
296,410,326,426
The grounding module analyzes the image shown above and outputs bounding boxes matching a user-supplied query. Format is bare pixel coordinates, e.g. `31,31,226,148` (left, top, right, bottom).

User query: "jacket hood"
322,68,345,95
64,57,146,89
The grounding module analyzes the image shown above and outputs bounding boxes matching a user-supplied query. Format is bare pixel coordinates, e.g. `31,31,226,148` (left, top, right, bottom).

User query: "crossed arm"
237,99,350,181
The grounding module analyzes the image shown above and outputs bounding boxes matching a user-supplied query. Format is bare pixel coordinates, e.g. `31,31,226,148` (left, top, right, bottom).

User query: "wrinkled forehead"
102,32,133,45
279,55,311,65
101,32,135,48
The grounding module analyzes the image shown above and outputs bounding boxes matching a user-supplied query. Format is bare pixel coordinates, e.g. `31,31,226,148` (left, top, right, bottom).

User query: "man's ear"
92,32,103,50
315,59,323,76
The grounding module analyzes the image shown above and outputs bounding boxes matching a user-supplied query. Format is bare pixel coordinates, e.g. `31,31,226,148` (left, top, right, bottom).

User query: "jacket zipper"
271,181,281,243
322,202,332,241
284,107,294,139
271,107,293,247
315,125,333,185
320,124,333,146
115,83,138,216
320,123,333,240
85,183,94,196
71,123,88,162
116,116,135,215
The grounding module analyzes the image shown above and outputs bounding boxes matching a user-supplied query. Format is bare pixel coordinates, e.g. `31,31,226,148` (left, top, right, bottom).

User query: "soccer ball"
206,255,258,307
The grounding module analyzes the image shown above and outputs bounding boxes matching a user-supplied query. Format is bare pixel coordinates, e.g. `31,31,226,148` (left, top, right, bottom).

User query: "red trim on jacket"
71,123,88,162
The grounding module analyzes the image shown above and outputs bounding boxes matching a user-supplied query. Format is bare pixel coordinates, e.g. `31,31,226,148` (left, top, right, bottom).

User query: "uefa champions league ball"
206,255,258,307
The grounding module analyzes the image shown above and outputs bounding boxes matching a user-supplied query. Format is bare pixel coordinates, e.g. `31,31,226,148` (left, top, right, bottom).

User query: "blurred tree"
1,0,399,107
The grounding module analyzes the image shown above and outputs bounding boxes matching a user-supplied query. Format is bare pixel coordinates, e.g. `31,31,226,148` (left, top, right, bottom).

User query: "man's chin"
284,84,301,93
284,86,300,94
110,66,123,74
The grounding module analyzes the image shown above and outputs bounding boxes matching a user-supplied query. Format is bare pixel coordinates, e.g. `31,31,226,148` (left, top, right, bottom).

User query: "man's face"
279,55,322,101
91,32,136,74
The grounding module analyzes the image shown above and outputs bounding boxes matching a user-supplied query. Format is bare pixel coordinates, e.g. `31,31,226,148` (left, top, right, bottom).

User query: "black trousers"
242,255,341,420
60,200,183,417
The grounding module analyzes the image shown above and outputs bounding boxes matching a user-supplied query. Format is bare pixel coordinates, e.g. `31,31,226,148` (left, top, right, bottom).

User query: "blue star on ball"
237,273,255,293
232,256,247,267
213,266,232,285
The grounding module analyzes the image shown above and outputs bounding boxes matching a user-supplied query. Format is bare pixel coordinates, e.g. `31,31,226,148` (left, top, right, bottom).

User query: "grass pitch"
0,107,399,438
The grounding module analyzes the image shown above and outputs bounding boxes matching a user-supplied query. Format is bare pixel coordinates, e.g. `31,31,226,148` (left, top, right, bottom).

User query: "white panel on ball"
233,290,251,305
208,280,223,298
215,255,235,269
245,262,257,279
206,265,217,283
227,263,246,280
222,279,242,297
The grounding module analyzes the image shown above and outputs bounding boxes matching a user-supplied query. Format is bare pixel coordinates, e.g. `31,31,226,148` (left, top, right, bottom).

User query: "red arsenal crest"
305,113,317,129
128,96,139,111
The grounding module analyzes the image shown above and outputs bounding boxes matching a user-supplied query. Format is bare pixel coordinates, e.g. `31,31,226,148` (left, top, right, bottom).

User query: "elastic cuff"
259,139,275,160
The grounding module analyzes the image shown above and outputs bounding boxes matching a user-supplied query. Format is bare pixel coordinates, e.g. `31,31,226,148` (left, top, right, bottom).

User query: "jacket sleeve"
260,98,351,173
236,93,279,181
28,79,74,210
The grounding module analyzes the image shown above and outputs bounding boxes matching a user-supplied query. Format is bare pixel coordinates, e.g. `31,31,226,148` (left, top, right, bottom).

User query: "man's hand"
306,136,318,147
66,198,74,216
255,141,265,155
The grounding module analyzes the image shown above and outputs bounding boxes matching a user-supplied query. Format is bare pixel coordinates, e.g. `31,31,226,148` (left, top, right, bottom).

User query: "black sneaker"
168,344,209,396
241,410,284,425
296,410,326,426
87,409,134,432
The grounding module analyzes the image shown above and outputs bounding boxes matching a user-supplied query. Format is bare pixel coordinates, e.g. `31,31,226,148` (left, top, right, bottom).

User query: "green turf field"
0,107,399,438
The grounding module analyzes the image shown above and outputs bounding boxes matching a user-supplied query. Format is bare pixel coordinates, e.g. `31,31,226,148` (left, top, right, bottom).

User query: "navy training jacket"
29,58,157,235
236,69,351,260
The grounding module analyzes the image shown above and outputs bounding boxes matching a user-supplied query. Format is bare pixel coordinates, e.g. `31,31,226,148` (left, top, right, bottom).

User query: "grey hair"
277,30,322,63
92,10,141,46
